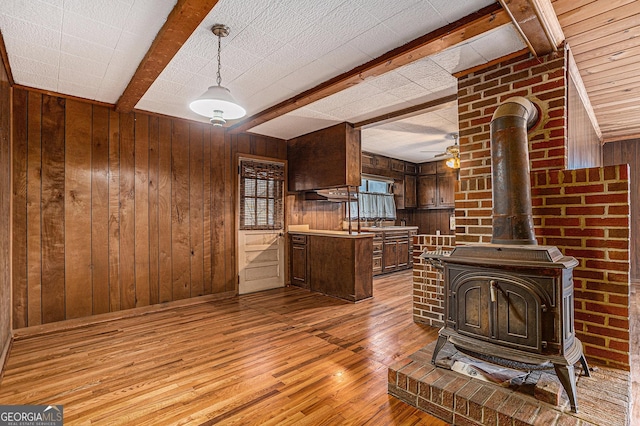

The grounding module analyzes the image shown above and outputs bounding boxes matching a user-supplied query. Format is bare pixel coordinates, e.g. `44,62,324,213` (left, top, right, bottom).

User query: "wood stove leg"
431,335,448,365
554,363,578,413
579,354,591,377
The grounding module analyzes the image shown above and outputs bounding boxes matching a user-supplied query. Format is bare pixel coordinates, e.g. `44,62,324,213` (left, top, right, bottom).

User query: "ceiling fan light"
446,156,460,169
189,85,246,120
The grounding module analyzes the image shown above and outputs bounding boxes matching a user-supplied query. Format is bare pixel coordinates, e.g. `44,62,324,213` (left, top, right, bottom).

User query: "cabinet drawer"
373,256,383,274
384,231,409,240
291,235,306,244
373,240,383,253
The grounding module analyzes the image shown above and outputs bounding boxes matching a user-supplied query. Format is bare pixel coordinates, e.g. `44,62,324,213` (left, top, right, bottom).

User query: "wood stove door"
456,280,491,339
494,279,541,352
454,275,542,352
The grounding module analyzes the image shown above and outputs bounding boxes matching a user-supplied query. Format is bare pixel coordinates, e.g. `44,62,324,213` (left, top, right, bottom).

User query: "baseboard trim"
0,334,13,383
12,291,236,340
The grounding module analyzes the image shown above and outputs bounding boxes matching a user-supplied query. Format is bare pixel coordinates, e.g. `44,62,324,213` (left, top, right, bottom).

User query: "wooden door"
418,175,437,208
237,158,285,294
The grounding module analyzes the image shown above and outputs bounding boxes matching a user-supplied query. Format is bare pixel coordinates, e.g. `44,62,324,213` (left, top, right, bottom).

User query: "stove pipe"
490,97,539,245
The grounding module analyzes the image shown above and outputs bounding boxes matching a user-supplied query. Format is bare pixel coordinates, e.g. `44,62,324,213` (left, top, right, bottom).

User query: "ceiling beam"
353,94,457,129
115,0,220,113
0,30,14,85
229,3,509,134
498,0,564,56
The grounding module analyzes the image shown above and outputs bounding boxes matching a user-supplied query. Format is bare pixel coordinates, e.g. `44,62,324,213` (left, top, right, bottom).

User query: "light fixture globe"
446,156,460,169
189,24,246,125
189,85,246,120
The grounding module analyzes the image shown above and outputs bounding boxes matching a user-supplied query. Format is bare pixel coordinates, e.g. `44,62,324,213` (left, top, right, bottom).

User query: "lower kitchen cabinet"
365,227,418,276
383,231,409,273
289,232,373,301
290,235,308,288
372,232,383,275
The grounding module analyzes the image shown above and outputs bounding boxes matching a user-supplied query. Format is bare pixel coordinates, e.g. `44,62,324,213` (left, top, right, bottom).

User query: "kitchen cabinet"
289,231,373,302
290,234,308,288
363,227,417,276
418,174,438,208
417,160,455,209
383,230,410,273
404,174,417,209
390,158,405,173
372,232,383,275
288,122,361,191
393,174,417,210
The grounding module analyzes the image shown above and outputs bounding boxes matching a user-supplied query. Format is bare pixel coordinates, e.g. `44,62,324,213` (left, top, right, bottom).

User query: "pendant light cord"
216,32,222,86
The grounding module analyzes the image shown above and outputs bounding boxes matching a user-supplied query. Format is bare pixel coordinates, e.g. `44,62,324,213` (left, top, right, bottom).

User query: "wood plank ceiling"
552,0,640,142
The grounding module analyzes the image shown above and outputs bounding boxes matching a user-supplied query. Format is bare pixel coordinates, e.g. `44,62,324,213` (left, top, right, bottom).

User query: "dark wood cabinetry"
290,235,308,288
372,232,383,275
404,174,417,209
383,230,410,273
288,122,361,191
289,232,373,302
418,160,455,209
368,227,417,276
390,159,405,172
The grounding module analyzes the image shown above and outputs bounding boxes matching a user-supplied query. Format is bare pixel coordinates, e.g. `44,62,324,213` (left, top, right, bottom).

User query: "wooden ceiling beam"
0,30,14,85
353,94,457,129
229,3,509,134
115,0,220,113
498,0,564,56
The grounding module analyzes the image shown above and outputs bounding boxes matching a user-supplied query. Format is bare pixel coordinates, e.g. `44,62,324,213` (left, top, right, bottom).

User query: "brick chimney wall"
455,48,630,369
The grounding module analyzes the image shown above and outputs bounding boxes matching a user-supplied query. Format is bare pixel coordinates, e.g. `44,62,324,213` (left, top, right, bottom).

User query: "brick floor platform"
388,341,631,426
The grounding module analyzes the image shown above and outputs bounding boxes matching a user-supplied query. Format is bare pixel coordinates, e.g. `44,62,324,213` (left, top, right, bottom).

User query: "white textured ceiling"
0,0,527,162
0,0,178,102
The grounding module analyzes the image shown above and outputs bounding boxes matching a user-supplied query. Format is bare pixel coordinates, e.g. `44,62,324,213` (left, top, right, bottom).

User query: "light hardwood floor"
0,271,447,425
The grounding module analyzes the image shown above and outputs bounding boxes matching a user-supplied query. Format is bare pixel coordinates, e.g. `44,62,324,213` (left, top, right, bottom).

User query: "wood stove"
425,97,590,413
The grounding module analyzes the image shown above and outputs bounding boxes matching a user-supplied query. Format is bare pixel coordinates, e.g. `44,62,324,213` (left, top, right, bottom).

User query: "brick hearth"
388,342,630,426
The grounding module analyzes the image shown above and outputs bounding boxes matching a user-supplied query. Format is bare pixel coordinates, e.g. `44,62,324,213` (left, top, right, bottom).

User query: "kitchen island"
289,228,373,302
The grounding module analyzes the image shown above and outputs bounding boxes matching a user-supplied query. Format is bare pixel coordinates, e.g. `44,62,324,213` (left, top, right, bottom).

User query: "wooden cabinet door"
404,175,417,208
362,152,375,169
291,245,308,288
437,172,456,207
383,241,397,272
418,175,437,208
397,239,409,268
390,159,405,173
374,155,390,170
393,179,405,210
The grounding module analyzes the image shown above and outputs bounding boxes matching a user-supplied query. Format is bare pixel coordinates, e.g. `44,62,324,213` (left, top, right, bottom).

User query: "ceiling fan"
421,133,460,169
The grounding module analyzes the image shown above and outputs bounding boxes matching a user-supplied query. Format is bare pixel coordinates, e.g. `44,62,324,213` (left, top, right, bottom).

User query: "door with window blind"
237,159,285,294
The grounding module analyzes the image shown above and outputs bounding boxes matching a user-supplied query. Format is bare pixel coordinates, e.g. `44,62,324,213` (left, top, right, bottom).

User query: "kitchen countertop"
288,229,374,238
359,226,419,231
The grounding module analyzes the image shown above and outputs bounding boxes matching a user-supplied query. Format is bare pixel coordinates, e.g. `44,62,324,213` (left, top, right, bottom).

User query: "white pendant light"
189,24,246,126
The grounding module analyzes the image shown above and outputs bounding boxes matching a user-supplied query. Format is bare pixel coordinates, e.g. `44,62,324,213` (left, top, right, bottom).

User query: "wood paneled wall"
568,75,602,170
604,139,639,281
397,209,454,235
0,51,12,367
10,89,289,328
287,195,343,230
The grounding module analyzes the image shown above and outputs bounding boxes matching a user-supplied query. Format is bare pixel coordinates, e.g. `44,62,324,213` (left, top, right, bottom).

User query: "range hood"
304,188,357,202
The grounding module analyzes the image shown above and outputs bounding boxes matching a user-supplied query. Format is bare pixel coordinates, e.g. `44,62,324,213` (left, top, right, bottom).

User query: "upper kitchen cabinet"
417,160,456,209
288,123,361,192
